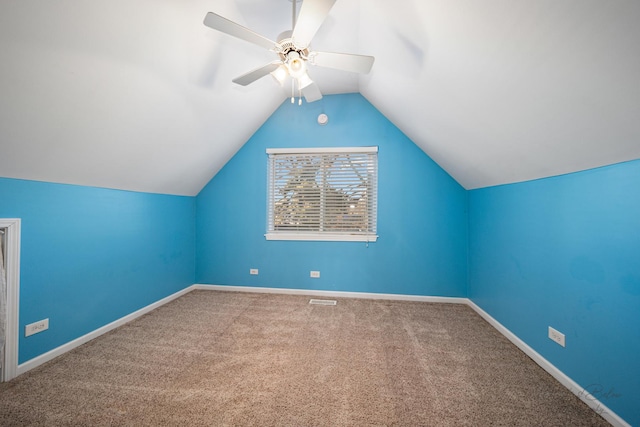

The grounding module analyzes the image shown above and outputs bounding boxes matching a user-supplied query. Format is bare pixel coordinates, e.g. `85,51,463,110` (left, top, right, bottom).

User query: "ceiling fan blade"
291,0,337,49
232,62,282,86
311,51,375,74
301,80,323,103
204,12,277,50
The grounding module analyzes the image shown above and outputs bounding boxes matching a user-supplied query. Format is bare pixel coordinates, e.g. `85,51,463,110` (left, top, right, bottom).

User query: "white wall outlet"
25,318,49,337
548,326,566,347
310,271,320,278
250,268,259,275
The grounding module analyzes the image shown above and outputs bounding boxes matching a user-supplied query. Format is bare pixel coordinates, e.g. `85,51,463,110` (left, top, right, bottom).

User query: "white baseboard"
466,300,630,427
16,286,194,377
193,284,466,304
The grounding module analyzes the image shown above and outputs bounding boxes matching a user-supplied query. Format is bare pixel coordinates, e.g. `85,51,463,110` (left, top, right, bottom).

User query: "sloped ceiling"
1,0,639,196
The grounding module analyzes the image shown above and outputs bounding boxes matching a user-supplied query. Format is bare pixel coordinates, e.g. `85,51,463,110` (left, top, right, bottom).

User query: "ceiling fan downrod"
292,0,297,31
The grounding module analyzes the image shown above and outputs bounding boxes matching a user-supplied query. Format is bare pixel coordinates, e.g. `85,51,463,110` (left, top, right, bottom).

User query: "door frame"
0,218,20,381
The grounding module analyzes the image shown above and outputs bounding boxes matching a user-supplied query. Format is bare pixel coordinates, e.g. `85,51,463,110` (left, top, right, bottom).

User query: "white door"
0,219,20,382
0,227,6,381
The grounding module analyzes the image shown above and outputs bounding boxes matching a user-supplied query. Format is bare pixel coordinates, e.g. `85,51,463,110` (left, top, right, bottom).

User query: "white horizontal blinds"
267,147,377,238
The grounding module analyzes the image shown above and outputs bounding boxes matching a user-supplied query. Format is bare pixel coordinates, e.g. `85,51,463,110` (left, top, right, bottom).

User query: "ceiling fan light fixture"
271,65,288,85
286,51,307,79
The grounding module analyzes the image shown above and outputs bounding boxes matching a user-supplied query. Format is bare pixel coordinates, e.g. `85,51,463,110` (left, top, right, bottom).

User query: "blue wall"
196,94,468,297
0,178,196,363
468,160,640,426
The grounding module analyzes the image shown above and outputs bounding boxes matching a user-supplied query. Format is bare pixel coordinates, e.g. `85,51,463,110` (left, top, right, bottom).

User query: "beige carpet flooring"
0,290,609,426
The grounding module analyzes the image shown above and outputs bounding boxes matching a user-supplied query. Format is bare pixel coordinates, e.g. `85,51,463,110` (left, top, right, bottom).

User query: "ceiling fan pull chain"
291,78,295,104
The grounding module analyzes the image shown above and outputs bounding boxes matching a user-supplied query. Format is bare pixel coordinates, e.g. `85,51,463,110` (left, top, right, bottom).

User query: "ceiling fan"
203,0,374,104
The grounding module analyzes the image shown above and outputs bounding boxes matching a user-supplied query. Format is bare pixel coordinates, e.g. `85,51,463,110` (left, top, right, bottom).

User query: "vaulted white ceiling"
1,0,639,196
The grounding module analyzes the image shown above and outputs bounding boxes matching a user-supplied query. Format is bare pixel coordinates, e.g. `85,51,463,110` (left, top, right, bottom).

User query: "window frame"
265,146,378,243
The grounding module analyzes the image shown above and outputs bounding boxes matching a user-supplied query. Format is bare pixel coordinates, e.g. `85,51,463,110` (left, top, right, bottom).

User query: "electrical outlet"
310,271,320,278
548,326,566,347
250,268,259,275
25,318,49,337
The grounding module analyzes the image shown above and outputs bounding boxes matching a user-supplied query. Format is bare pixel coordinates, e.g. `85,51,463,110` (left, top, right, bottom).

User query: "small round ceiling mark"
317,113,329,125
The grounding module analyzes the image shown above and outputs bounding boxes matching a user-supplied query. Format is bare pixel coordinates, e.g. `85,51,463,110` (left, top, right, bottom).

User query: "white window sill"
265,233,378,242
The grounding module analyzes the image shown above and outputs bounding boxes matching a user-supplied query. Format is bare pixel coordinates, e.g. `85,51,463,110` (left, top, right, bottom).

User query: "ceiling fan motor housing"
276,33,310,61
275,32,311,78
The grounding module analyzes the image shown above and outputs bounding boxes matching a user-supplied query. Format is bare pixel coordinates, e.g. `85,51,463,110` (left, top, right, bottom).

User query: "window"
266,147,378,242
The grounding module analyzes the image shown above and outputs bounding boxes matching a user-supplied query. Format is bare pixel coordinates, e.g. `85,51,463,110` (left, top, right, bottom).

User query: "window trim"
265,146,378,243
